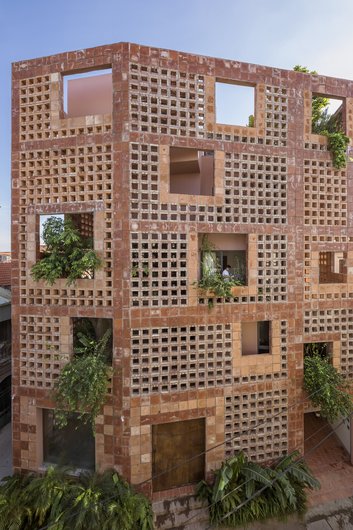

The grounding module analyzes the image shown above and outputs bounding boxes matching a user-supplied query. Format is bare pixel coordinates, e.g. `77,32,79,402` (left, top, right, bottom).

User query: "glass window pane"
43,410,95,470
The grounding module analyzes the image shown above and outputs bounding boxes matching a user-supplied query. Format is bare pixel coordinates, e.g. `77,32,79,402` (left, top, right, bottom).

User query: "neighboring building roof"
0,252,11,262
0,262,11,287
0,287,11,305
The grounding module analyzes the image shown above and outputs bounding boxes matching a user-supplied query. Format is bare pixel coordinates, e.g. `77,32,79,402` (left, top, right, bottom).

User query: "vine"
294,65,350,169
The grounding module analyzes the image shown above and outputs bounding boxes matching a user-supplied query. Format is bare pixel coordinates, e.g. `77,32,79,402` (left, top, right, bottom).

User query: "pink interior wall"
170,172,201,194
67,73,112,117
169,149,214,196
203,234,247,251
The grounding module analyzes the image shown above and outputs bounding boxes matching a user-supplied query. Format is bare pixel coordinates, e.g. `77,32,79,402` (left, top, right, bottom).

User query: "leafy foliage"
196,451,319,527
196,273,242,299
0,467,154,530
53,329,112,432
293,65,350,169
247,114,255,127
31,216,102,286
304,352,353,421
324,131,350,169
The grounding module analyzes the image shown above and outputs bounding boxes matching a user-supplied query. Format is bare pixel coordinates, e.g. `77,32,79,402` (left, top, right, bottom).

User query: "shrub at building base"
0,467,154,530
303,353,353,421
196,451,320,527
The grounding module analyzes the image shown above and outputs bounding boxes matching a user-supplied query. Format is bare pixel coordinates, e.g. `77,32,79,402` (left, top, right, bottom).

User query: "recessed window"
304,342,332,361
63,68,112,118
152,418,205,492
199,234,247,285
311,94,345,134
169,147,214,196
72,317,113,362
43,410,95,470
33,213,100,285
319,251,346,284
242,321,270,355
0,376,11,428
215,81,255,127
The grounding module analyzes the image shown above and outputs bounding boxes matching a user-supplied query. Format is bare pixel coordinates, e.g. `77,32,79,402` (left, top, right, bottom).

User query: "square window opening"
72,317,113,363
152,418,205,492
319,251,347,284
311,94,345,135
215,81,255,127
63,68,112,118
199,233,248,286
242,321,271,355
169,147,214,196
43,409,95,470
39,212,94,254
35,212,97,281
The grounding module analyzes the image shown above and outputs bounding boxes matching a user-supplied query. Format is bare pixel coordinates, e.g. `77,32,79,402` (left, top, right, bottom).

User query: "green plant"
304,352,353,421
324,131,350,169
247,114,255,127
196,451,319,527
0,467,154,530
53,329,112,432
31,216,102,286
294,65,350,169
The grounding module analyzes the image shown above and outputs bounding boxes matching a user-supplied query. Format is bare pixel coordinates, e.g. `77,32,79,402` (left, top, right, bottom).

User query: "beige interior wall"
242,322,258,355
201,233,247,251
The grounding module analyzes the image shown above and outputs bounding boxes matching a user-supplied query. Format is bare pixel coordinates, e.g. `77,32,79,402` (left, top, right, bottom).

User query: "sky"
2,0,353,250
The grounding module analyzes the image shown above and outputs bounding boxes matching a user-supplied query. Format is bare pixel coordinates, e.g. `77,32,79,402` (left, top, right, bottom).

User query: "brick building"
11,43,353,499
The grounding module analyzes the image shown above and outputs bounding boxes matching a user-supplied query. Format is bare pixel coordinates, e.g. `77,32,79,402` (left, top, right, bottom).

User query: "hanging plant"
53,329,112,433
31,216,102,286
303,352,353,421
294,65,350,169
324,131,350,170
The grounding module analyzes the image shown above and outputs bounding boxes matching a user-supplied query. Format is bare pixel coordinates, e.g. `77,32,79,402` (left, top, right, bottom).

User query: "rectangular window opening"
43,410,95,470
319,251,347,284
169,147,214,196
311,94,345,134
242,321,271,355
215,81,255,127
63,68,112,118
199,233,248,285
152,418,205,492
304,342,333,361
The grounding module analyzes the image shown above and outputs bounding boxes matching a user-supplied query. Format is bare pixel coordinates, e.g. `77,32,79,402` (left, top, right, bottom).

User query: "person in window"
222,265,232,281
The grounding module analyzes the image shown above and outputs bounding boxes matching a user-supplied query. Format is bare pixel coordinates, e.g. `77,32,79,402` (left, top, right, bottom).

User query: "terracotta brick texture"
11,42,353,498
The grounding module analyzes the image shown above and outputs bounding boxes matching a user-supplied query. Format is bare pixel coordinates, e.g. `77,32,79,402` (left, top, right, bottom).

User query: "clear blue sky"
1,0,353,250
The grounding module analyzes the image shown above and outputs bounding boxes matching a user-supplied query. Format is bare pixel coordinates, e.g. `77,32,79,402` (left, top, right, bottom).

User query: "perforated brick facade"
11,43,353,498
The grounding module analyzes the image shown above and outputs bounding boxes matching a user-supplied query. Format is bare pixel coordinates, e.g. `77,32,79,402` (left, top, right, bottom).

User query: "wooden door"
152,418,205,492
